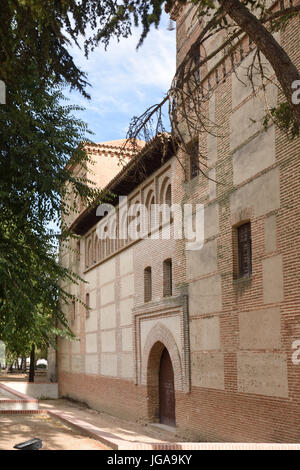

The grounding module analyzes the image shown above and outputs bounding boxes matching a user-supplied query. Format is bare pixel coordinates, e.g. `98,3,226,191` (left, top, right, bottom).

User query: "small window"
86,239,92,267
149,195,156,233
93,235,97,263
71,300,75,325
76,240,80,263
144,267,152,302
165,184,173,224
192,48,201,83
97,239,102,261
165,185,172,207
163,259,172,297
237,222,252,278
86,293,90,319
188,139,199,180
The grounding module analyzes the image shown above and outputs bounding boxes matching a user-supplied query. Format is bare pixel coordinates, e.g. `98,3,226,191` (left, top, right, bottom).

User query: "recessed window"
86,293,90,319
97,239,102,261
85,239,93,267
163,259,172,297
165,185,172,207
192,48,201,83
145,191,156,234
237,222,252,278
188,139,199,180
76,240,80,262
71,300,75,325
144,267,152,302
92,236,96,263
149,195,156,233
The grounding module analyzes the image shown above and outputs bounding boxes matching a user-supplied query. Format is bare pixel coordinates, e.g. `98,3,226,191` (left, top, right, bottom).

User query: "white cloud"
73,28,175,87
67,14,176,141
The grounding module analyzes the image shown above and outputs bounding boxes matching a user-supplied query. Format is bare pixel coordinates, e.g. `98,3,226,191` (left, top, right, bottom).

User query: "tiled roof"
95,139,145,149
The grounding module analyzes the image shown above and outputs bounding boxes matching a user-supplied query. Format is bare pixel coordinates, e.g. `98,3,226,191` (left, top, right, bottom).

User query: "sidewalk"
2,380,300,450
1,372,190,449
39,398,188,450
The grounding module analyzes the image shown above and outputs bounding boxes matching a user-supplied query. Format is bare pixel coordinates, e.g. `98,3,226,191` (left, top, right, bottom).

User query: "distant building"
57,2,300,442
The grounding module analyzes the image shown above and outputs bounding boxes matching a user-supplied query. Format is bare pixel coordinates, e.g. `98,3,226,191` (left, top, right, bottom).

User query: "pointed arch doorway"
159,347,176,427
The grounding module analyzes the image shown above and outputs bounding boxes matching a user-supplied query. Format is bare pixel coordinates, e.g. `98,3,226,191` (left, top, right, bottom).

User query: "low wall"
3,382,58,399
0,383,39,411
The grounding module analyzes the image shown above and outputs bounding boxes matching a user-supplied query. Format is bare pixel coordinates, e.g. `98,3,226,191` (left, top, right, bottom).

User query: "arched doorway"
159,348,176,426
144,328,182,425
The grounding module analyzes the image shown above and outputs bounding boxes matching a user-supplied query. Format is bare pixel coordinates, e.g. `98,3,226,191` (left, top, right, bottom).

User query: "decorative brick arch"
159,176,171,204
141,322,183,423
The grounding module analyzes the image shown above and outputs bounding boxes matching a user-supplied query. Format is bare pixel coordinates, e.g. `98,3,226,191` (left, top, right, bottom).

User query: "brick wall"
167,1,300,442
57,4,300,443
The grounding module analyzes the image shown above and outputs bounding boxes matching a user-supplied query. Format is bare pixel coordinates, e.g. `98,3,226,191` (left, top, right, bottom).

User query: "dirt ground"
0,371,48,383
0,414,110,450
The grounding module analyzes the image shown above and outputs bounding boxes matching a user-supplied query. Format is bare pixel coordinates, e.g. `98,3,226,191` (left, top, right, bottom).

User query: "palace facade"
56,1,300,442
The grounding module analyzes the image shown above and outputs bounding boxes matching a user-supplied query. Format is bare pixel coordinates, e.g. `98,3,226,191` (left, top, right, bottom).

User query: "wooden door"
159,348,176,426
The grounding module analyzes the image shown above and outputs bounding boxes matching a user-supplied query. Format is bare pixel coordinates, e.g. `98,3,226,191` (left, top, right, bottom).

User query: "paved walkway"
2,379,300,450
39,398,185,449
0,373,187,449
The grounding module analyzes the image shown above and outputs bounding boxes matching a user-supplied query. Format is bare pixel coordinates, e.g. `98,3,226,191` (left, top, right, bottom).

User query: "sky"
67,12,176,144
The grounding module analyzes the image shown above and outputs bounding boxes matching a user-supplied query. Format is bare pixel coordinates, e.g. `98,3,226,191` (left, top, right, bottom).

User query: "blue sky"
67,13,176,143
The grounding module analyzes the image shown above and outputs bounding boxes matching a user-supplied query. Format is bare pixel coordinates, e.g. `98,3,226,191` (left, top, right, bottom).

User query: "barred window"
163,259,172,297
144,267,152,302
238,222,252,278
188,139,199,180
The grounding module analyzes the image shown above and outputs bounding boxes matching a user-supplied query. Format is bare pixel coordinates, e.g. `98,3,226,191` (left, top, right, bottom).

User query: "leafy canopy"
0,62,101,353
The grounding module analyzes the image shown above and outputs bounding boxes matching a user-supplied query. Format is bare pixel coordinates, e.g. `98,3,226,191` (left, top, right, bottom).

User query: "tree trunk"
29,344,35,383
220,0,300,124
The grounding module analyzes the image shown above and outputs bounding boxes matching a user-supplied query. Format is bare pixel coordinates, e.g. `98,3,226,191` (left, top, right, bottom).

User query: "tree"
1,0,299,359
123,1,300,153
0,62,102,369
0,3,112,364
2,1,300,137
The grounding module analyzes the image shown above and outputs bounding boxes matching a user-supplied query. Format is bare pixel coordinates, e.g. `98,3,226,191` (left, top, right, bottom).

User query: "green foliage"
0,62,102,355
1,1,173,97
1,0,89,96
2,0,300,96
264,102,299,139
1,0,300,357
